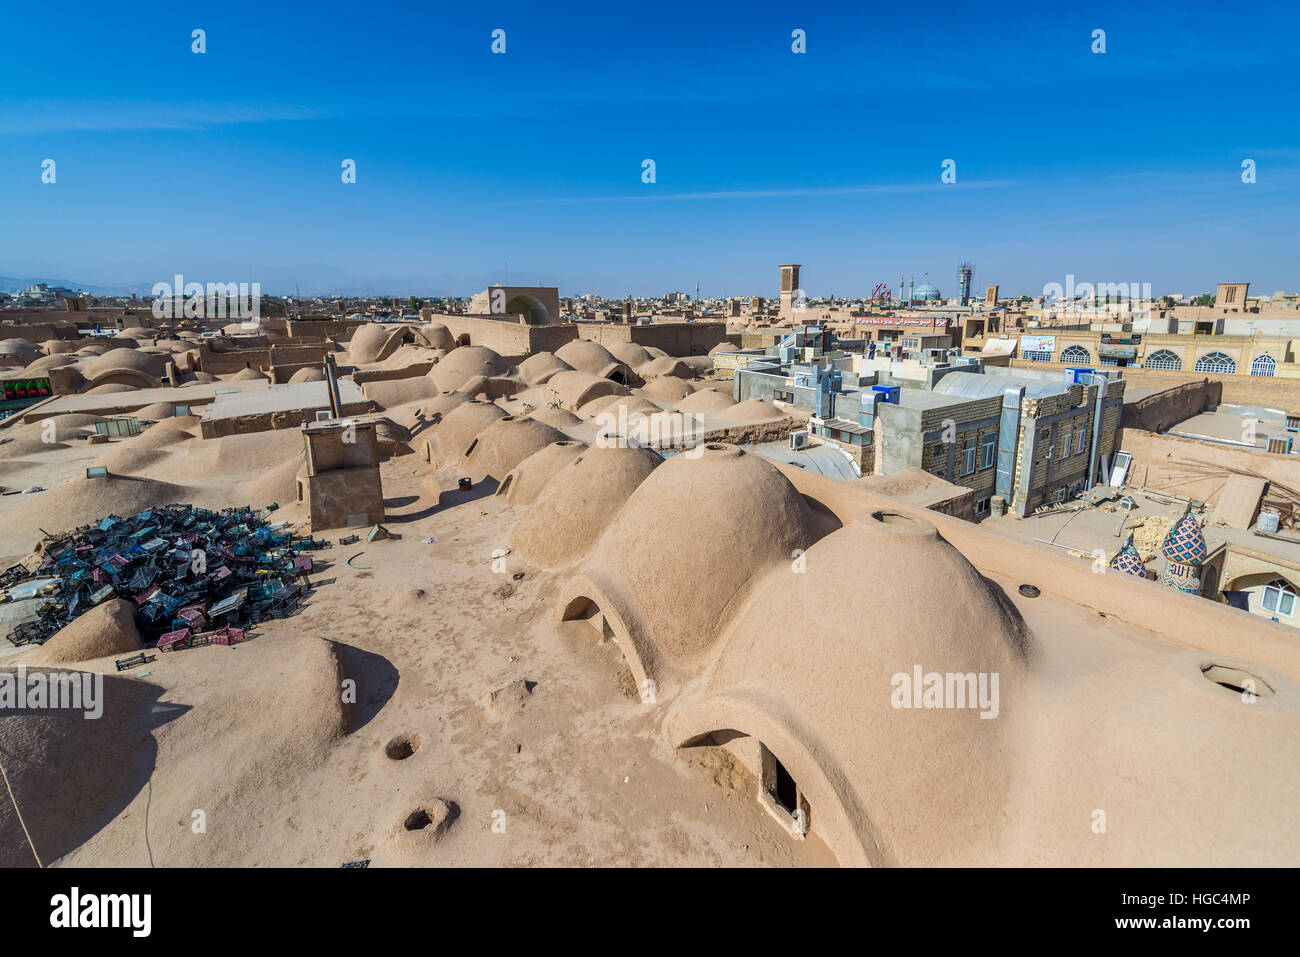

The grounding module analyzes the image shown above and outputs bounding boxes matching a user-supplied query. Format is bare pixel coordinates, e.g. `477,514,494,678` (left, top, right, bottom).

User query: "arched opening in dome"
679,729,810,840
560,595,646,700
606,368,627,385
456,334,471,347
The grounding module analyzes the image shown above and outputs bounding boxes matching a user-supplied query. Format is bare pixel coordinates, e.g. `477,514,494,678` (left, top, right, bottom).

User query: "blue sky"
2,0,1297,298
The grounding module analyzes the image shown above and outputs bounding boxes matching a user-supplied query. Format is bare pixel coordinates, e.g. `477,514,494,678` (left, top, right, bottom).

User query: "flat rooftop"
894,388,976,411
200,380,364,422
14,379,272,424
1167,404,1289,449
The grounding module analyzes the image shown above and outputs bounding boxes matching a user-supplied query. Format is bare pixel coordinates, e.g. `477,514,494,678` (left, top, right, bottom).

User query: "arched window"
1060,345,1091,366
1261,579,1297,618
1194,351,1236,375
1144,349,1182,371
1250,354,1277,377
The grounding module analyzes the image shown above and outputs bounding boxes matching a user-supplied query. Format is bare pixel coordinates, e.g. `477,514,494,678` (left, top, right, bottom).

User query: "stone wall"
424,314,578,360
285,319,367,341
579,322,729,356
1122,378,1220,431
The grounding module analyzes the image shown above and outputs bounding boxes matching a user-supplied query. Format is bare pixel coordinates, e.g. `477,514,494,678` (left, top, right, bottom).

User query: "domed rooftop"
81,347,166,386
555,340,617,373
348,323,411,365
460,415,568,482
544,370,629,412
556,445,819,682
554,340,631,382
583,394,662,425
496,439,586,506
526,405,583,429
414,390,471,424
0,339,41,363
664,506,1031,866
411,322,455,351
677,389,737,414
913,282,942,302
636,376,694,403
420,397,507,465
605,341,655,368
430,345,513,392
289,366,325,383
517,352,574,386
510,444,663,567
23,354,78,375
716,398,784,423
639,356,695,379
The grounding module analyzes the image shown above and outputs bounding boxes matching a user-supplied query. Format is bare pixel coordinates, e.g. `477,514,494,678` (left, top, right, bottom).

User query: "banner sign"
1019,335,1057,353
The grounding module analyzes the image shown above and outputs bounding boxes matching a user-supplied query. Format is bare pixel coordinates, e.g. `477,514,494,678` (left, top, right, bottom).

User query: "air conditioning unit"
790,430,810,451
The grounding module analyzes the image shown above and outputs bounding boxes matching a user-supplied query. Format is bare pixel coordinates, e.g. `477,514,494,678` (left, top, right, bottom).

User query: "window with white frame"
960,435,977,476
979,431,996,469
974,497,991,516
1262,579,1297,618
1194,351,1236,375
1144,349,1182,371
1021,350,1053,363
1060,345,1091,366
1251,354,1277,377
1074,422,1087,454
1059,424,1072,458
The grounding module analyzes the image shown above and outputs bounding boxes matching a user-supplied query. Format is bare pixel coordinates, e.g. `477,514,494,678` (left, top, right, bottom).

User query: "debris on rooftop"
2,503,328,650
